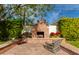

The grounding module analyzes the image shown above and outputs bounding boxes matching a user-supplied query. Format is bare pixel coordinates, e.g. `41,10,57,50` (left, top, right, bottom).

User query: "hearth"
37,32,44,38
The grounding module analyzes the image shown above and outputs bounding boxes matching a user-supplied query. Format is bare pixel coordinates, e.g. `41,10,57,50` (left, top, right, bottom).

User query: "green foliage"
0,19,23,41
0,5,53,25
10,4,53,25
58,17,79,41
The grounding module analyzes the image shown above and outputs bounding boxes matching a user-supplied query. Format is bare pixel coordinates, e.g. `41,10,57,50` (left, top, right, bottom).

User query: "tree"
0,4,54,30
0,4,54,41
0,5,5,20
0,4,53,25
11,4,53,26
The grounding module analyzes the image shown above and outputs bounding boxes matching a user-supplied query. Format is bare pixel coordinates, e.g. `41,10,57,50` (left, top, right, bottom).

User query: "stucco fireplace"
32,18,49,38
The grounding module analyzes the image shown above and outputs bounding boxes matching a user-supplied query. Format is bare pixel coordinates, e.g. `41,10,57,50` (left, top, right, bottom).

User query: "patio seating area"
1,38,72,55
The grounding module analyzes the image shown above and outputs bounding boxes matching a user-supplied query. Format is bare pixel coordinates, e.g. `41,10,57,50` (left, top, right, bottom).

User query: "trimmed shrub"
0,19,23,41
58,17,79,41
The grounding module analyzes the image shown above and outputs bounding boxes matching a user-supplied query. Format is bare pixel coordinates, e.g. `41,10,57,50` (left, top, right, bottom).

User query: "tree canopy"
0,4,53,25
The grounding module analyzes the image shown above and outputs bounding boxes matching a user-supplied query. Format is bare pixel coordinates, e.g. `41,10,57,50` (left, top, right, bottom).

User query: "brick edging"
61,43,79,55
0,41,16,54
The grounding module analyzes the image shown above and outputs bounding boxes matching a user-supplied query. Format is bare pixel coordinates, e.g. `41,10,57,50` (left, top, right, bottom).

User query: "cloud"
49,11,61,23
47,4,79,24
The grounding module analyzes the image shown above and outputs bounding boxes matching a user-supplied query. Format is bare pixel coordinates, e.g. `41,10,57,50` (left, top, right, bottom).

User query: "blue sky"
46,4,79,24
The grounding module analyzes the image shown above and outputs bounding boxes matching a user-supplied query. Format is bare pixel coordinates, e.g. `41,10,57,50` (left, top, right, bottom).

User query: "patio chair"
44,39,62,53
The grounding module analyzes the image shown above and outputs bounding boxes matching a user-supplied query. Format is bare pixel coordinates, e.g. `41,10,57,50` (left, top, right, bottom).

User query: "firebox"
37,32,44,38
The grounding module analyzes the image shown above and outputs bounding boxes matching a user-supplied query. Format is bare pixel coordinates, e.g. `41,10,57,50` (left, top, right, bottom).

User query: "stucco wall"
48,25,57,35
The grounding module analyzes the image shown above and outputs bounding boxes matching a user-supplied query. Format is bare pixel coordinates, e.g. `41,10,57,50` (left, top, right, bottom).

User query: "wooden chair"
44,39,62,53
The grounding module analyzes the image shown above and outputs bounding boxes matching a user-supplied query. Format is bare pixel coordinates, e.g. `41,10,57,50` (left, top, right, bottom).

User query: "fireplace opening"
37,32,44,38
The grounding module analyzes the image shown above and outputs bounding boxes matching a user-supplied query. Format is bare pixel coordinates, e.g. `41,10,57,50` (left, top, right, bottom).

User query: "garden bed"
67,41,79,48
61,41,79,55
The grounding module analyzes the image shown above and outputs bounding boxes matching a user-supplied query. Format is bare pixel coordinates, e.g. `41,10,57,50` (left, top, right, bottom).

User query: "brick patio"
1,39,70,55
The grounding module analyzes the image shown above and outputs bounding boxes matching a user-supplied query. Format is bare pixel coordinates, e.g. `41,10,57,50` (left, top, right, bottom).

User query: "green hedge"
0,19,23,41
58,17,79,41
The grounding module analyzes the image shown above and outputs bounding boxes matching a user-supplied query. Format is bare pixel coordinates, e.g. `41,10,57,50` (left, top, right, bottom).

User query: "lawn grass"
67,40,79,48
0,41,6,45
